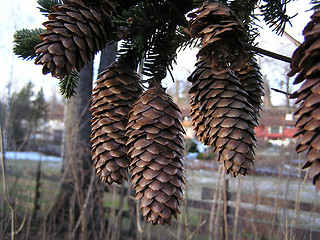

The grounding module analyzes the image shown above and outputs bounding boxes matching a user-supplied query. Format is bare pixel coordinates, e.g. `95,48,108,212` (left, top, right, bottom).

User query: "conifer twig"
255,5,301,47
283,31,301,47
243,43,292,63
271,87,291,96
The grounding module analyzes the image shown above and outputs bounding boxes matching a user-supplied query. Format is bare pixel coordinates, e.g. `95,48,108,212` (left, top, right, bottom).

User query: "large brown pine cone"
90,62,142,184
288,11,320,190
188,2,247,72
236,58,264,123
188,60,256,176
126,84,185,225
35,0,114,78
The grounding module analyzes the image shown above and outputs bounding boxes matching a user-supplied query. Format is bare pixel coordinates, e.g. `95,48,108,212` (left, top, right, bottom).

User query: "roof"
258,107,295,127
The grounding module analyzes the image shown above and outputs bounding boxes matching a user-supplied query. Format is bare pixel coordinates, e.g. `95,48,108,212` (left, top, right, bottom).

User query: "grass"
1,146,320,239
103,189,129,212
185,159,320,236
1,159,62,219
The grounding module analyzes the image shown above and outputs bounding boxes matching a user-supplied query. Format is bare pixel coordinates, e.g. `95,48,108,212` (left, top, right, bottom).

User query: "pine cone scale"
127,86,185,225
35,1,114,78
189,60,256,176
189,2,247,72
90,62,142,184
289,11,320,189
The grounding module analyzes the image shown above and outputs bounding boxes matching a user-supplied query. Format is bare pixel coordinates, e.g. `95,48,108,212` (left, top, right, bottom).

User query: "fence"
104,174,320,240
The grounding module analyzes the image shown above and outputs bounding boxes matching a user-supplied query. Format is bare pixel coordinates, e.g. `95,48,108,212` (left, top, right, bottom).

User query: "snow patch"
5,151,61,162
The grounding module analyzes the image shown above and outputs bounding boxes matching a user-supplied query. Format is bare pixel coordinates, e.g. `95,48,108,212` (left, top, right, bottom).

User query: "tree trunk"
98,43,117,73
45,45,116,239
263,76,272,110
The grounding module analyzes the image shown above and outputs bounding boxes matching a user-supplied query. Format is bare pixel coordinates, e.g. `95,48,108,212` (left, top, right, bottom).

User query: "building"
180,106,297,146
255,107,296,145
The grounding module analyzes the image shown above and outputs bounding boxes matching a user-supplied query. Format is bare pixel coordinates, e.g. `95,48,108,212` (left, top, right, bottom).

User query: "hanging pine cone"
188,60,256,176
236,58,264,123
126,83,185,225
288,11,320,190
188,2,247,72
90,62,142,184
35,0,114,78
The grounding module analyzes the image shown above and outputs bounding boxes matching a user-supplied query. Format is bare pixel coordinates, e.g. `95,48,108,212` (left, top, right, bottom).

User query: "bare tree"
45,45,116,240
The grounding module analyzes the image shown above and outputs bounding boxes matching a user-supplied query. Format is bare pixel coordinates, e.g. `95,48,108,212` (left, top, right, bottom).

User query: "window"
269,126,282,134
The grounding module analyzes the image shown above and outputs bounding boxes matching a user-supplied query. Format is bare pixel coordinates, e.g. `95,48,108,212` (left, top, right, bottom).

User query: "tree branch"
283,31,301,47
69,168,96,240
271,87,291,96
243,43,292,63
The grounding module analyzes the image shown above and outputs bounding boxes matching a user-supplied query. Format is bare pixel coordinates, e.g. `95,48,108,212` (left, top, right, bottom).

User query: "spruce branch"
142,25,186,79
37,0,62,16
59,70,80,98
13,28,45,60
283,30,301,46
271,87,291,95
113,1,163,69
310,0,320,11
115,0,190,81
228,0,260,43
176,26,201,50
243,42,292,63
259,0,297,35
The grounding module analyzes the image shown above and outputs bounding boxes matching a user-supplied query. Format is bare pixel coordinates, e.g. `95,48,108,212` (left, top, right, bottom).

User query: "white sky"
163,0,313,106
0,0,57,99
0,0,314,105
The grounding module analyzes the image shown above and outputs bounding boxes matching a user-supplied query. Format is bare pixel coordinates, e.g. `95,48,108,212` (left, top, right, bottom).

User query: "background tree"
7,82,48,151
167,80,192,108
43,45,117,239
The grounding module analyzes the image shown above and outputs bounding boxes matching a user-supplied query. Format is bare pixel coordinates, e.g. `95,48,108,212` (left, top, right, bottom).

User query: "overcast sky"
0,0,56,99
0,0,313,105
164,0,313,106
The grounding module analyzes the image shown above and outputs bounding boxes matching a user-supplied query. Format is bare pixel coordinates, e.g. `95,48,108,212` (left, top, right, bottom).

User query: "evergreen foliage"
259,0,296,35
12,0,299,90
58,70,80,98
7,82,48,150
37,0,62,16
311,0,320,10
226,0,260,43
13,28,45,60
114,0,191,77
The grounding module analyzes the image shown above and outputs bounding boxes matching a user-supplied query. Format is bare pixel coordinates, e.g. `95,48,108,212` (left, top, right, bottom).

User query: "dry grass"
1,143,320,240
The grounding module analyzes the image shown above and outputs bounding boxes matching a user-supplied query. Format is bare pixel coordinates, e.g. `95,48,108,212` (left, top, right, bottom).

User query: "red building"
181,106,297,145
255,107,297,144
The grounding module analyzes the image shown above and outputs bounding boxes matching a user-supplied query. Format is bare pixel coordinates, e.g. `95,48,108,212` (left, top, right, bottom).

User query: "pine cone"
236,58,264,123
35,0,114,78
188,2,247,72
188,60,256,176
90,62,142,184
126,84,185,225
289,11,320,190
